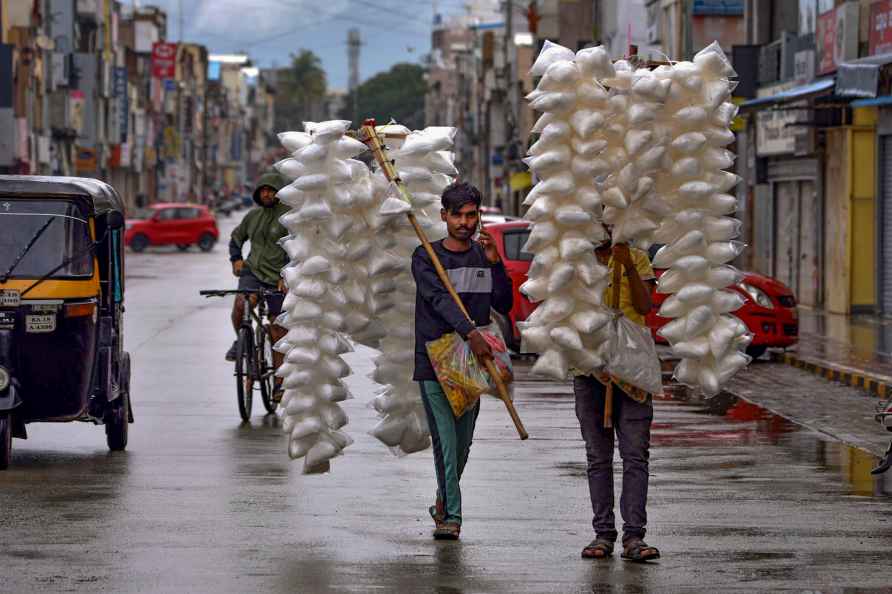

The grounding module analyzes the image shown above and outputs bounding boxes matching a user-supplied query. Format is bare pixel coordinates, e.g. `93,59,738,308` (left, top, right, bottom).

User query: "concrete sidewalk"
772,309,892,398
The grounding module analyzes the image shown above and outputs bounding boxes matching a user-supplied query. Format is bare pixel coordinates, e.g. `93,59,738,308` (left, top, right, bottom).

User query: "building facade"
736,0,892,315
0,0,275,210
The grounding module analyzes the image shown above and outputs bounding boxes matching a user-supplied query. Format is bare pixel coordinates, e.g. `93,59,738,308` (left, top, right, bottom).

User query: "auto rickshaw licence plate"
25,314,56,333
0,289,20,307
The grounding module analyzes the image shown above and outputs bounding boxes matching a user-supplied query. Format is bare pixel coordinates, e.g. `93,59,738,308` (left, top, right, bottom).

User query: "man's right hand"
232,260,244,277
467,329,493,363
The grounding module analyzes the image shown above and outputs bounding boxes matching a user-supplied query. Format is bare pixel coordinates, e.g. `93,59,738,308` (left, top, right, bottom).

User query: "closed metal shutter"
774,181,798,292
771,179,820,307
881,136,892,313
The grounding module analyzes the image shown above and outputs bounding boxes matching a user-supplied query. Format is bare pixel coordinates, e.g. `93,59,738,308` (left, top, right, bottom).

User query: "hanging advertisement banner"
113,66,128,142
151,42,177,79
69,89,85,134
817,3,859,75
870,0,892,56
817,10,836,74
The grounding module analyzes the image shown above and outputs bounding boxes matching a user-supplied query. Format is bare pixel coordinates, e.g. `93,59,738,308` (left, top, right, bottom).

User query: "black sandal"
621,538,660,562
581,538,614,559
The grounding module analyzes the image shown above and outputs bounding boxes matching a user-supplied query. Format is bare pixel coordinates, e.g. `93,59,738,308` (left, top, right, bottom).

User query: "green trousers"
419,380,480,525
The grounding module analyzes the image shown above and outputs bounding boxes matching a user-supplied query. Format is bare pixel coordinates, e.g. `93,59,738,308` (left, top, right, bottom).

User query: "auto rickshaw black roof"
0,176,126,215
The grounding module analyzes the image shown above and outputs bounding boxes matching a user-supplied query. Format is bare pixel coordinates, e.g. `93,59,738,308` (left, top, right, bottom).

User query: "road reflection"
655,390,892,497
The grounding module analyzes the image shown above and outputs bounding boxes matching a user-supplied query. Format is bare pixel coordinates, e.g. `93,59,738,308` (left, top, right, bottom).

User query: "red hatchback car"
125,203,219,253
485,221,798,358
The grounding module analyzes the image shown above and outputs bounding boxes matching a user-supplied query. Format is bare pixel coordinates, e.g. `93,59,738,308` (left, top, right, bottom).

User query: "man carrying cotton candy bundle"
411,182,513,541
575,225,661,563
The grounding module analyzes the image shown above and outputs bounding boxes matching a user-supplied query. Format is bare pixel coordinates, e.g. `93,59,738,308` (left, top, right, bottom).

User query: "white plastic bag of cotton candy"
602,315,663,396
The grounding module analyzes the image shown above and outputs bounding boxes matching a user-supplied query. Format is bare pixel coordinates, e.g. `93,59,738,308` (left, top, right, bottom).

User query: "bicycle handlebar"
199,288,283,298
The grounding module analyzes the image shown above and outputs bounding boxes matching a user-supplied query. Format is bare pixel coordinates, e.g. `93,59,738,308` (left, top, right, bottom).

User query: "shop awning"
739,78,835,111
850,95,892,108
835,53,892,98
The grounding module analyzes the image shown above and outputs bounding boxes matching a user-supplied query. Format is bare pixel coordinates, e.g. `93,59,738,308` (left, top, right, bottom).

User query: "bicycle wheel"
235,327,254,421
258,324,277,414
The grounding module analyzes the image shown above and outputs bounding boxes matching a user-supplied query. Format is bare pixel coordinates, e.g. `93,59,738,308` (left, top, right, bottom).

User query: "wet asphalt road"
1,215,891,593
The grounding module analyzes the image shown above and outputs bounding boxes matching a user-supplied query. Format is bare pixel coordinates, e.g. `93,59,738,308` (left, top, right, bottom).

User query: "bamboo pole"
359,119,528,440
603,259,623,429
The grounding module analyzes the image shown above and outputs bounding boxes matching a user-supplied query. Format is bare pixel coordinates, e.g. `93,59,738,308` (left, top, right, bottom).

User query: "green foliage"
341,63,426,129
275,50,328,131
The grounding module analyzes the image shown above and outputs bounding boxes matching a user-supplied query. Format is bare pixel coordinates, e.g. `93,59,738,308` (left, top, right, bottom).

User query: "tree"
341,63,426,129
275,50,328,131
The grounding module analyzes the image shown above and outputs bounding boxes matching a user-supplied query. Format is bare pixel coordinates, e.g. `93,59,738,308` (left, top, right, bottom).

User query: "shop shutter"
881,136,892,313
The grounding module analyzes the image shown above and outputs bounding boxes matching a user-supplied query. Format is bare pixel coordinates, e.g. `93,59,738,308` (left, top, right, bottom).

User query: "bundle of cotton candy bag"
518,41,617,380
364,125,455,455
599,59,674,249
272,119,369,473
649,42,751,396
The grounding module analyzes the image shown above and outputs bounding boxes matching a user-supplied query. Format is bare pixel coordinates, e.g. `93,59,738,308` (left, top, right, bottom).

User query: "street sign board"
151,42,177,79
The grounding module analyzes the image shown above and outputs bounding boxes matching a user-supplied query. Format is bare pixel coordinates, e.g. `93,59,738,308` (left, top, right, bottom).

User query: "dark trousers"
573,375,653,543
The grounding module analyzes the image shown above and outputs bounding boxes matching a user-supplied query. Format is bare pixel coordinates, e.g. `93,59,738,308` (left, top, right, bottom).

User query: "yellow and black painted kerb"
772,352,891,399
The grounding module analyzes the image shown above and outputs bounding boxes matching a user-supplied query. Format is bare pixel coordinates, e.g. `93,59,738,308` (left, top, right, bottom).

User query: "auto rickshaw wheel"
198,233,216,252
130,234,149,253
106,353,131,451
0,413,12,470
746,345,767,360
106,394,128,451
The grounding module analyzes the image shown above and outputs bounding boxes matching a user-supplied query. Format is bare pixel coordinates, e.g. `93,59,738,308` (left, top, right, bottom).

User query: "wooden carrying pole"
603,261,623,429
359,119,528,440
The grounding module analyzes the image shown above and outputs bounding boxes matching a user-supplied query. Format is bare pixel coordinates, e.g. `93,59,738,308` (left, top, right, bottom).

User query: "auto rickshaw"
0,176,132,469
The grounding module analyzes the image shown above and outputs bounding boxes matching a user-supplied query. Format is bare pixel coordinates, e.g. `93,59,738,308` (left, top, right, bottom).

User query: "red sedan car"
125,203,219,253
485,221,798,358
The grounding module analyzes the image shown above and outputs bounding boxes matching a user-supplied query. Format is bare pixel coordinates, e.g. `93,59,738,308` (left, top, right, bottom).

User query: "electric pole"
347,29,362,124
504,0,516,214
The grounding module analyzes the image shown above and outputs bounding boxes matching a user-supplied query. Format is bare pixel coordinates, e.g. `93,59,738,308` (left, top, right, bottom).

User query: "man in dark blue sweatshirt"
411,181,513,541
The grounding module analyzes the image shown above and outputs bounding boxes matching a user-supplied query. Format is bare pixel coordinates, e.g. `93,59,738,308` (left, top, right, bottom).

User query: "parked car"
483,221,537,351
481,213,521,225
644,244,798,359
215,196,243,217
125,203,219,253
483,221,799,357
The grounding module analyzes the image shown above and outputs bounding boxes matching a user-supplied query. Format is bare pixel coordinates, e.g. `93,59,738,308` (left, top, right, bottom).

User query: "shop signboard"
75,146,97,173
870,0,892,56
794,49,815,84
817,3,859,75
755,81,801,157
151,42,177,79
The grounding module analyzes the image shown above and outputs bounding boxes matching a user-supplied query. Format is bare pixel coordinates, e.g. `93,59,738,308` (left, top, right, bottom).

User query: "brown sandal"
621,538,660,562
433,522,460,540
429,497,445,527
581,538,614,559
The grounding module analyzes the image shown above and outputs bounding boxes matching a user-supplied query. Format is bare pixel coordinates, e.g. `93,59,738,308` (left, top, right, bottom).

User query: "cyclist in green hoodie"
226,173,289,397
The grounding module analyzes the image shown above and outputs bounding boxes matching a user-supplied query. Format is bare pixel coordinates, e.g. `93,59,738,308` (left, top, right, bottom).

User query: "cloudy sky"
144,0,473,91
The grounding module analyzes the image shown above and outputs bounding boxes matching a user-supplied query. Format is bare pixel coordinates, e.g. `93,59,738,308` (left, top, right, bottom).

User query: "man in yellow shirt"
575,229,660,562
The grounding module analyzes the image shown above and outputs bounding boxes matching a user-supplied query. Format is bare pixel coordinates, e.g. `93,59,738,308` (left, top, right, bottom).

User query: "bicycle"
200,288,280,421
872,397,892,475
